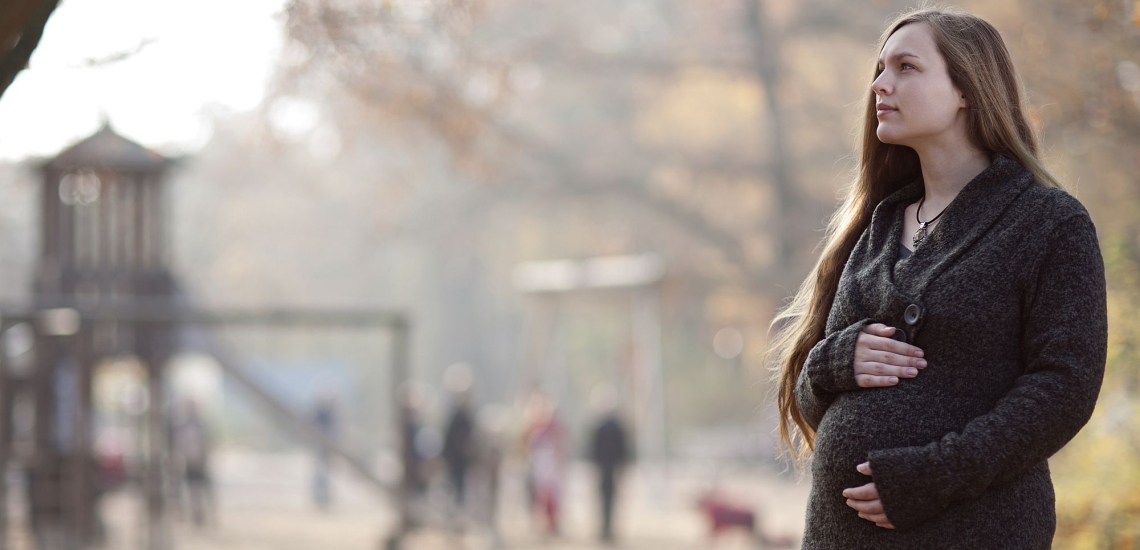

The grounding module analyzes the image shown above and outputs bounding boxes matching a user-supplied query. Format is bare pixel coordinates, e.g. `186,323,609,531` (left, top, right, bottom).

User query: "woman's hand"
844,462,895,529
854,323,927,388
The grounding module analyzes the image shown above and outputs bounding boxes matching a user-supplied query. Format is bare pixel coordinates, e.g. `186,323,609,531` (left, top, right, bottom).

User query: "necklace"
912,196,947,248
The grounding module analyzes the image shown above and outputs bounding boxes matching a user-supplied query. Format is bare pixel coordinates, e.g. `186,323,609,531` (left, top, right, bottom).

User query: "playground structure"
0,125,412,549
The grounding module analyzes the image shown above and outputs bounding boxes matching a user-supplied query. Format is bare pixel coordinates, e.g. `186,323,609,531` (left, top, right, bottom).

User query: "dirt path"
13,451,809,549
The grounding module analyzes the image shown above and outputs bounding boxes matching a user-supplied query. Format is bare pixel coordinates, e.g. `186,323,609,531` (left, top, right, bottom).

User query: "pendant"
912,223,928,248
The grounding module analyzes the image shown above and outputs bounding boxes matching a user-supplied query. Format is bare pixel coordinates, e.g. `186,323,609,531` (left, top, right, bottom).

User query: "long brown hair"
769,7,1060,461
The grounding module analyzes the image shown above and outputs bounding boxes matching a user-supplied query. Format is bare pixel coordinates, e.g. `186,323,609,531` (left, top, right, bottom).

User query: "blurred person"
389,383,429,543
588,384,629,544
523,391,566,536
441,400,474,507
399,383,429,499
441,363,477,510
769,7,1107,549
473,404,509,548
312,390,338,510
171,398,213,528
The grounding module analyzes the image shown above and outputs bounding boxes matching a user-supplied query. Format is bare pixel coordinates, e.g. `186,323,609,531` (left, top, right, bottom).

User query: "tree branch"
0,0,61,102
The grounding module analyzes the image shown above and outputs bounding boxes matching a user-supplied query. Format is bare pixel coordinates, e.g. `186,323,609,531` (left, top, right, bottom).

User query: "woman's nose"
872,74,891,96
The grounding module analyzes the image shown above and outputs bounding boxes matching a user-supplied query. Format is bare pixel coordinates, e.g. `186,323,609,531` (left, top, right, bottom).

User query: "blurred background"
0,0,1137,549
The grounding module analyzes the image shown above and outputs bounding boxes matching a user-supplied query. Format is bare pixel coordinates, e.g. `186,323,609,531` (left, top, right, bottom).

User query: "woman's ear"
959,93,968,109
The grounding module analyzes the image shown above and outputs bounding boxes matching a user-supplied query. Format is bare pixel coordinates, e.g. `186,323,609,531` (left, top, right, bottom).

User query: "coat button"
890,328,908,343
904,304,923,326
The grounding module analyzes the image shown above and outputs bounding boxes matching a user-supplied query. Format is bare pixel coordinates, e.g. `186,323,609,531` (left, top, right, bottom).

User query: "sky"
0,0,290,161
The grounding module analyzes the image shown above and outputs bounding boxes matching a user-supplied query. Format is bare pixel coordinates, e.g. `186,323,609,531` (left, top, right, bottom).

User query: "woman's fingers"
853,356,923,386
842,482,878,500
854,361,919,378
857,348,927,369
854,374,899,388
853,324,926,388
859,511,890,523
857,330,925,358
878,349,927,368
860,323,896,336
877,335,924,358
846,498,885,514
846,472,894,527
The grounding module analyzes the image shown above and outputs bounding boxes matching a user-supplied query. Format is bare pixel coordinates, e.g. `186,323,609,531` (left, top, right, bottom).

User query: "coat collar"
869,154,1036,299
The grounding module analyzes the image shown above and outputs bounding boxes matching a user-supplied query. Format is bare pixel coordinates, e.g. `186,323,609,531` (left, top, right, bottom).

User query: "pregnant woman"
769,8,1108,549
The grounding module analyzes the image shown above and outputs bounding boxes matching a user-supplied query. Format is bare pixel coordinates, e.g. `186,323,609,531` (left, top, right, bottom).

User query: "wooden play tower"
0,124,411,549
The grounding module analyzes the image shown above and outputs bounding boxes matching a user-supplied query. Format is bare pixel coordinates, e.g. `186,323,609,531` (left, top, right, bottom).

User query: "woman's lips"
876,106,898,117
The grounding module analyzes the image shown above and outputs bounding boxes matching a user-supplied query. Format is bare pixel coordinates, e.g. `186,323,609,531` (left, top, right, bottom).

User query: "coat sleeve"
795,318,876,429
868,214,1108,531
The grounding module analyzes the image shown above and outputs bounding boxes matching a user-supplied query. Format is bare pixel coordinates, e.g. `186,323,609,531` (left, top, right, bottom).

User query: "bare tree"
280,0,812,289
0,0,62,101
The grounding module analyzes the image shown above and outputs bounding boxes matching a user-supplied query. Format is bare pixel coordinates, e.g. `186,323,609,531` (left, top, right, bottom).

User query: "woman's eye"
901,63,916,71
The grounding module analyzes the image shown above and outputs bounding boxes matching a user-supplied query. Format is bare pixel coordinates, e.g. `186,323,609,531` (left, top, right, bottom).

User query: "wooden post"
29,329,57,546
67,329,94,544
146,358,165,549
389,320,410,547
139,322,169,550
0,320,11,548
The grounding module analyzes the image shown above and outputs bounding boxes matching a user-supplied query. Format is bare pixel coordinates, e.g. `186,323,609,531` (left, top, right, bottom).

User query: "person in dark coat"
588,386,629,543
442,398,474,505
769,8,1107,550
441,363,477,508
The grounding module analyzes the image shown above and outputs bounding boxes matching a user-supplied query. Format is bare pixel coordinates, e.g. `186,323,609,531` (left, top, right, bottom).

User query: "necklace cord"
916,196,948,225
912,196,948,248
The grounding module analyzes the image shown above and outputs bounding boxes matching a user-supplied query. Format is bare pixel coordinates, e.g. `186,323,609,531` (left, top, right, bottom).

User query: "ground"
5,451,809,550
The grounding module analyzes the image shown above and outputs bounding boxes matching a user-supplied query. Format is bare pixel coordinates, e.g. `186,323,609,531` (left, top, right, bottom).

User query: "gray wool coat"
796,155,1107,549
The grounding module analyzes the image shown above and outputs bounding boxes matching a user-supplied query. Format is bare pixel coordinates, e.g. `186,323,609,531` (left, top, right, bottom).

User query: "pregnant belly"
812,383,991,471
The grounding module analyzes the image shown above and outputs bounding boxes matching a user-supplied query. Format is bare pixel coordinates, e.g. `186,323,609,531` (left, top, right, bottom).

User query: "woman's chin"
875,128,908,146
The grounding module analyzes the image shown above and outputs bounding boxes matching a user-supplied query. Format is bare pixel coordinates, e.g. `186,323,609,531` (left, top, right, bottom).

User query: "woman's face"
871,22,967,148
